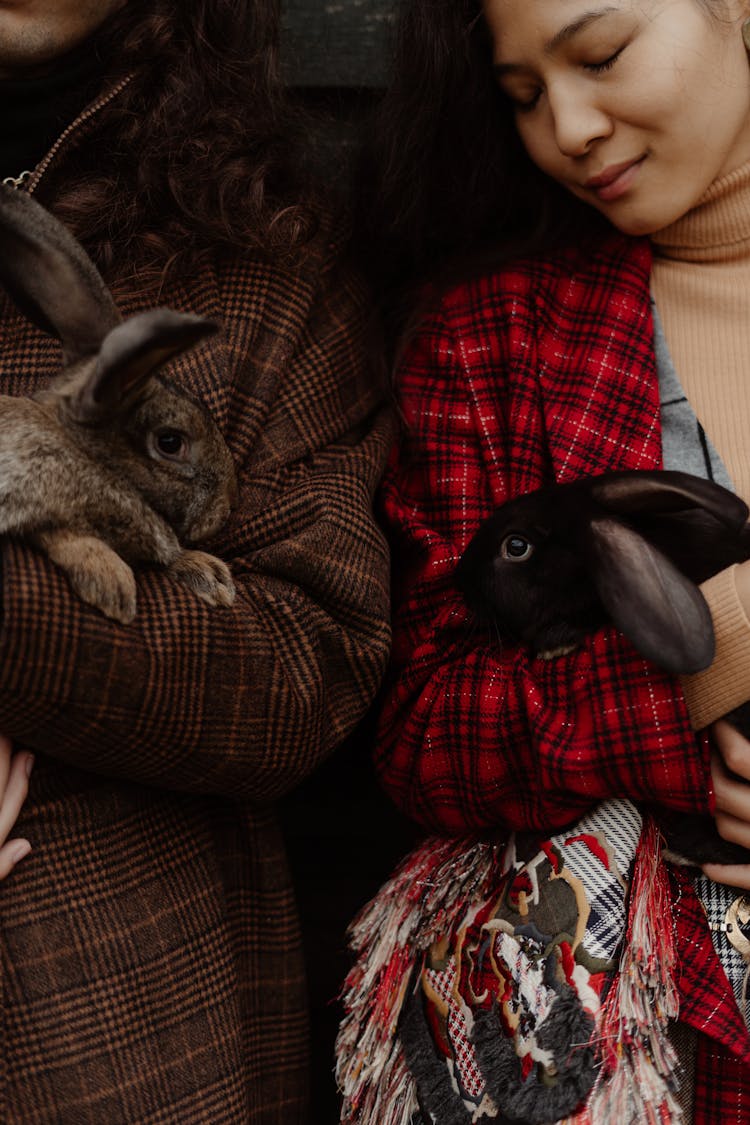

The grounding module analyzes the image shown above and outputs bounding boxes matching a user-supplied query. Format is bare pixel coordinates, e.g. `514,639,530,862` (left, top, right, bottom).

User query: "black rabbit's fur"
455,469,750,867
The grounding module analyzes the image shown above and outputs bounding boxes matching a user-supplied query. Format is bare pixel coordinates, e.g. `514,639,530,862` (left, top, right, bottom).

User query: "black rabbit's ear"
0,185,121,361
67,309,218,423
583,517,715,674
591,469,748,530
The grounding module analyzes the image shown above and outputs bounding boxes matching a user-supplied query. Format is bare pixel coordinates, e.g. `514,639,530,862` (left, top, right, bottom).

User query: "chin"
598,204,678,238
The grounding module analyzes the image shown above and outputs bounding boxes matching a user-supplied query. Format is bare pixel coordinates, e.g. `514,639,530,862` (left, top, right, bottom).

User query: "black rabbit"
455,469,750,866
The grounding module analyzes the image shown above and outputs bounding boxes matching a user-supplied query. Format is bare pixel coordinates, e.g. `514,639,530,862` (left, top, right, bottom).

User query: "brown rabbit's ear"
591,469,748,531
0,185,121,361
67,309,218,423
583,517,715,674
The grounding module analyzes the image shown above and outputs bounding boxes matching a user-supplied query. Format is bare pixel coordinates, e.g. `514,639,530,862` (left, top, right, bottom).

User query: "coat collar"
533,236,663,484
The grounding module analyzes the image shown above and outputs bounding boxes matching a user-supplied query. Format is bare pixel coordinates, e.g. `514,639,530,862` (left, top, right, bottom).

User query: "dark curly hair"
357,0,604,323
39,0,322,292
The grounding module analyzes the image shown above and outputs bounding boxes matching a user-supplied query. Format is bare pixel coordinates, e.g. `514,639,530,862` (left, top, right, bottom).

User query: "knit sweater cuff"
681,565,750,730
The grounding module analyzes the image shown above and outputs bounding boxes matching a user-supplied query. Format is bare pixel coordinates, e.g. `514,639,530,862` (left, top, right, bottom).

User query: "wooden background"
281,0,396,181
282,0,394,88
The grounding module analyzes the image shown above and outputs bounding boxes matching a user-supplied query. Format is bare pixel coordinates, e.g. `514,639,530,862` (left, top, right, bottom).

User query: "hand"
703,719,750,889
0,736,33,880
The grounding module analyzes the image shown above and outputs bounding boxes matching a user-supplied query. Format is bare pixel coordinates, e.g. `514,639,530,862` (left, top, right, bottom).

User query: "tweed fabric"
0,146,393,1120
377,230,750,1120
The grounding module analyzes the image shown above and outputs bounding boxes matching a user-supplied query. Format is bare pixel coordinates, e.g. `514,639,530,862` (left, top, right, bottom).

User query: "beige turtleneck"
651,159,750,729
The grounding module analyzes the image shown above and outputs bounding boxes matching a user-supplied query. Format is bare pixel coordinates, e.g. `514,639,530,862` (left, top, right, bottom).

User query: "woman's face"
0,0,127,78
483,0,750,233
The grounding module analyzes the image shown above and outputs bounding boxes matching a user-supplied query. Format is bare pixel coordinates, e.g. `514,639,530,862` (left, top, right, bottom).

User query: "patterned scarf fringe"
336,816,683,1125
588,813,682,1125
335,835,503,1124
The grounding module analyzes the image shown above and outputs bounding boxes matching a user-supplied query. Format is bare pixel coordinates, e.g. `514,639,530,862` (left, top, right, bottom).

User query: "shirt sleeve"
0,253,394,803
681,566,750,729
376,304,713,836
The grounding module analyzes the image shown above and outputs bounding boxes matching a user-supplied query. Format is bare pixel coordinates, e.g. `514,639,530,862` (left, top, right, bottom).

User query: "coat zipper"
3,74,132,196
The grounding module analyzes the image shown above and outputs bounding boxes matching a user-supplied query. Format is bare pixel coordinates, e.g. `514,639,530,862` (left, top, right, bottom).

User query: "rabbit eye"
153,428,189,461
500,534,534,561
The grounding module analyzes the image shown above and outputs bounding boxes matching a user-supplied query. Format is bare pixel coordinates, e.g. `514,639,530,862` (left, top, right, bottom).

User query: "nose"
548,81,612,157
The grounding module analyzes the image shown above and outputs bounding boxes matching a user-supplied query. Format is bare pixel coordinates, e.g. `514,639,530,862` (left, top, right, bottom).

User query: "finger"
712,754,750,823
0,753,33,847
714,809,750,849
702,861,750,891
0,838,31,880
712,719,750,783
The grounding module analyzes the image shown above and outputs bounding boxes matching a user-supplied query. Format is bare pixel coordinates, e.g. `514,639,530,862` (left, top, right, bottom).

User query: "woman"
0,1,392,1122
344,0,750,1120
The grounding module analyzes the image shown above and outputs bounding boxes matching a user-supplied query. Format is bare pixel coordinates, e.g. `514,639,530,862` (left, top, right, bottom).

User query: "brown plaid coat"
0,147,393,1120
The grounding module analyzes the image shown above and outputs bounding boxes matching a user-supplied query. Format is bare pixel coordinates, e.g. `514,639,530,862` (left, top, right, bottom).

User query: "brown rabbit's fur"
0,185,237,623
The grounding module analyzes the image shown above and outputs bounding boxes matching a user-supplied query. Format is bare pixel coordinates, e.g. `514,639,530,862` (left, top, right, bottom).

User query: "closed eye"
508,44,624,111
496,79,543,114
584,45,625,72
513,89,542,114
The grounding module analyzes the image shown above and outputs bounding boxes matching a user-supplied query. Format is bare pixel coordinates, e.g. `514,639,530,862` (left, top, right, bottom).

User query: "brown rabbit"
0,184,237,623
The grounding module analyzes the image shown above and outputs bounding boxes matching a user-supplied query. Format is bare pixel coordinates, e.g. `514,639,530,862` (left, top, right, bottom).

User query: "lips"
583,155,646,201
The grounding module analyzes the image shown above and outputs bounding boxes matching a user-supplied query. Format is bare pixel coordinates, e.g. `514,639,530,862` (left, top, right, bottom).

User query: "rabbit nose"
189,508,223,543
188,485,235,543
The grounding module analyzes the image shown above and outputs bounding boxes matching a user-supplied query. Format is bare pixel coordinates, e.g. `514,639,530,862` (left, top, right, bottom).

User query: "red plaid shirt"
377,230,750,1120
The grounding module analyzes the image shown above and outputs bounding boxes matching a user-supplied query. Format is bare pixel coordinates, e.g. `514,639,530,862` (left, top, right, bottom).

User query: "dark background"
282,0,392,88
278,5,419,1124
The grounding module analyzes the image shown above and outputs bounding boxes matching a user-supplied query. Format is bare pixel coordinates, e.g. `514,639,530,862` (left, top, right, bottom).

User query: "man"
0,2,392,1121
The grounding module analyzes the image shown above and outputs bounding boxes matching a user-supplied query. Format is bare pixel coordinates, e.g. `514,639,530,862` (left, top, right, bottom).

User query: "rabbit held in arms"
0,184,237,624
456,469,750,866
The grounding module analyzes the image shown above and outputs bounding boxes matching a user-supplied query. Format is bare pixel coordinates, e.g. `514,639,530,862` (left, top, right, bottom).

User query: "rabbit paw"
37,531,137,623
167,550,236,608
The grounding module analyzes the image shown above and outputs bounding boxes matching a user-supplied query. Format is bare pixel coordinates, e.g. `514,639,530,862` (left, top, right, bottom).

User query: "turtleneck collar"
0,28,112,183
651,157,750,263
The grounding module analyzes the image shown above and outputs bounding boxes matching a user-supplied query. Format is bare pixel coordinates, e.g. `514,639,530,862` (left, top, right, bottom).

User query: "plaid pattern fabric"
694,1037,750,1122
693,872,750,1022
0,170,393,1118
377,231,750,1118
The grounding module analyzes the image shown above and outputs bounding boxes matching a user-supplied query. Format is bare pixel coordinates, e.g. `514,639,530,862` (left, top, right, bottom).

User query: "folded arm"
376,304,712,836
0,255,394,803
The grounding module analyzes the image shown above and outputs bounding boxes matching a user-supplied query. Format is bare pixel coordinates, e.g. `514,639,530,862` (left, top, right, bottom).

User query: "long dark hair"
357,0,602,325
41,0,321,291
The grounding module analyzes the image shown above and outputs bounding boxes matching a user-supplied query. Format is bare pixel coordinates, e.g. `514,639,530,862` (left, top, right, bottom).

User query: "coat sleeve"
0,252,394,803
376,300,713,836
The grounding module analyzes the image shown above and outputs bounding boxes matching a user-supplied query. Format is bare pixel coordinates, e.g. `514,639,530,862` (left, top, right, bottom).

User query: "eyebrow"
493,7,619,75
